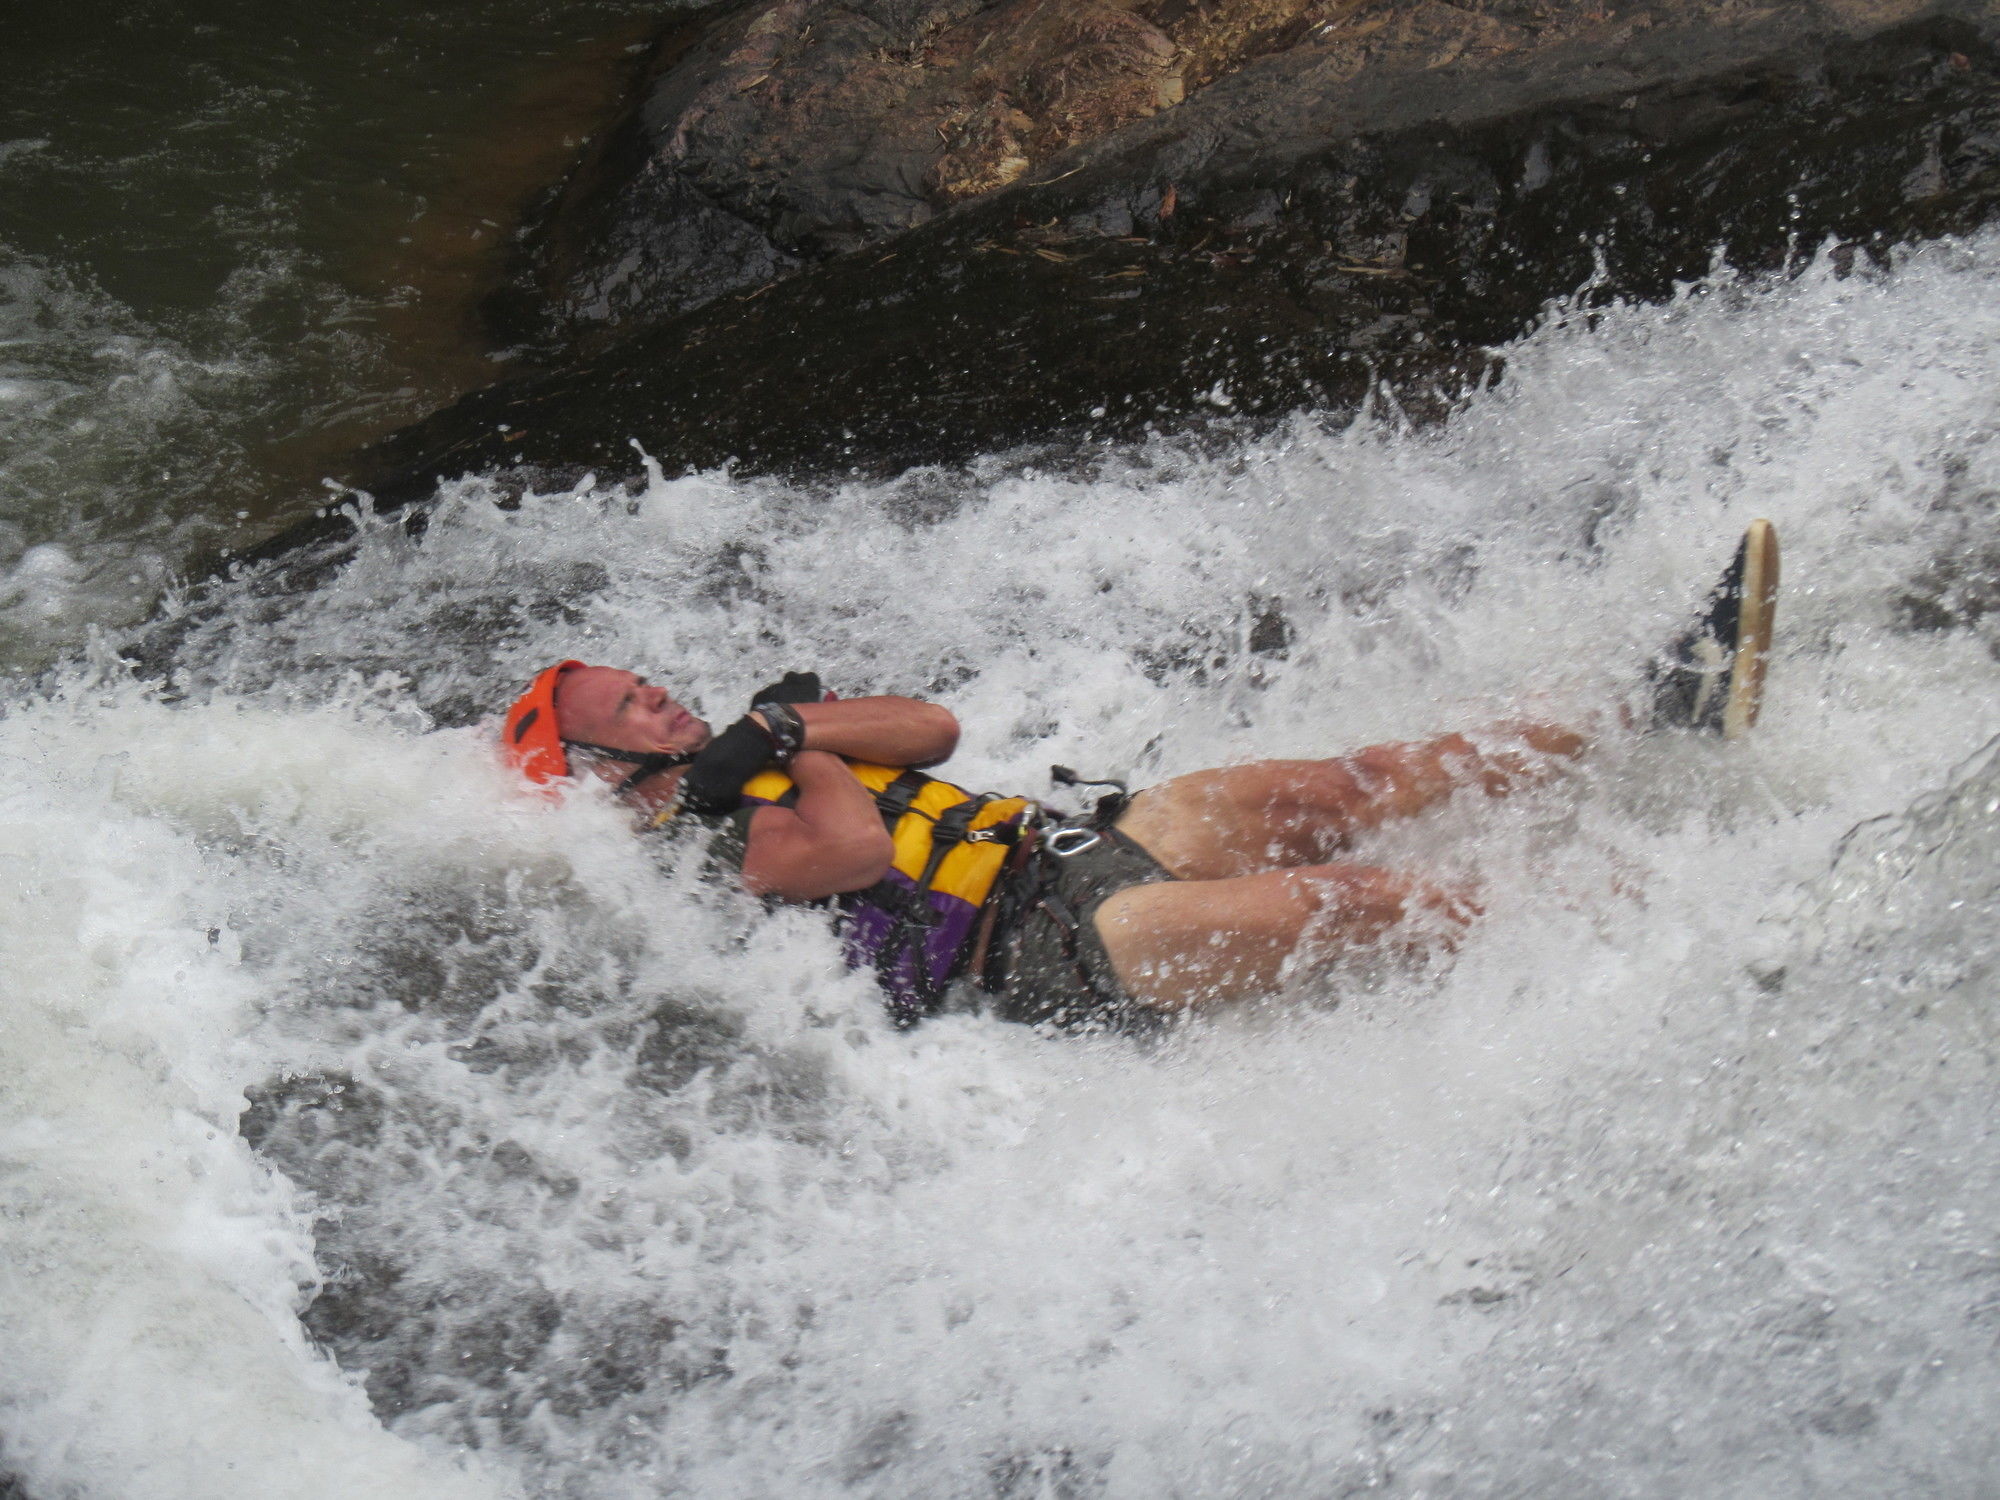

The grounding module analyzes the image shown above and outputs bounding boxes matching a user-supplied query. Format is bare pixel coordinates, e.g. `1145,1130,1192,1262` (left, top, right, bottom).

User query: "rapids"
5,233,2000,1496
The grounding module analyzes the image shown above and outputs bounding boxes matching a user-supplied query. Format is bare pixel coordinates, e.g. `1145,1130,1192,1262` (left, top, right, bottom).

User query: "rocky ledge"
510,0,2000,347
177,3,2000,604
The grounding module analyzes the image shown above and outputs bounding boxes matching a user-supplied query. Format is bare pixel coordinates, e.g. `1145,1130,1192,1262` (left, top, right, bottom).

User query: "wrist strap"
757,702,807,763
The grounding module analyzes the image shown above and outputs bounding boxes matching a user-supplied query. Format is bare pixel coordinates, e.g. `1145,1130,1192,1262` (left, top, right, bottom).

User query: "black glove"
677,716,778,816
749,670,822,708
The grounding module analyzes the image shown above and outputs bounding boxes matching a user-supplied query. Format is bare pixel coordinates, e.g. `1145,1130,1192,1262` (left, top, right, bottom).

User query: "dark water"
0,0,670,665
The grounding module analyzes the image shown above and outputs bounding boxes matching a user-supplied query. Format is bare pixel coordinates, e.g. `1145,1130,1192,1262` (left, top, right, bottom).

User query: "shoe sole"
1722,518,1780,739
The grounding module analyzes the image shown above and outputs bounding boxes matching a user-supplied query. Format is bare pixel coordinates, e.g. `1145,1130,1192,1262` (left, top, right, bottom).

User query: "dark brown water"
0,0,673,665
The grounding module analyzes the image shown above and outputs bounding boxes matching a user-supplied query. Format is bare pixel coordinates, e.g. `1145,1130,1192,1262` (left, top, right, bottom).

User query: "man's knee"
1292,865,1397,927
1291,865,1480,943
1227,760,1370,841
1343,737,1477,810
1339,744,1409,794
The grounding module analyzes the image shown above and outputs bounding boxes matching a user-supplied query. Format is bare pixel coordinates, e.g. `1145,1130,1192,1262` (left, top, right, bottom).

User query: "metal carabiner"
1045,825,1102,858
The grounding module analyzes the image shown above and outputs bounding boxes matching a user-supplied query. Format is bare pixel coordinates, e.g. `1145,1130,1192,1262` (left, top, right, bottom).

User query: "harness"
975,774,1138,1015
656,759,1150,1025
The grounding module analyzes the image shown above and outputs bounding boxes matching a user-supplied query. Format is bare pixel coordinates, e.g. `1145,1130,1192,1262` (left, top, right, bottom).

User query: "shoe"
1645,519,1780,738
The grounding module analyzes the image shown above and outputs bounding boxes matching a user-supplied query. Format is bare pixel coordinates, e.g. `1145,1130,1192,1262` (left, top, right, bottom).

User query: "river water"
6,16,2000,1500
0,0,663,667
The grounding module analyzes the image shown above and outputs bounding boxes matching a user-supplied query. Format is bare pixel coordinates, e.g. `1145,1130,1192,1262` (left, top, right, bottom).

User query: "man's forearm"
791,696,959,766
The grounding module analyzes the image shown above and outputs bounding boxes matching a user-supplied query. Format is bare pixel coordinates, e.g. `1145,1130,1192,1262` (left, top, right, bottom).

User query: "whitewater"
4,232,2000,1498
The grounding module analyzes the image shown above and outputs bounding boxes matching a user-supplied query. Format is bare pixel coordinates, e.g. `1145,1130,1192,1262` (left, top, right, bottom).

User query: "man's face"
554,666,712,758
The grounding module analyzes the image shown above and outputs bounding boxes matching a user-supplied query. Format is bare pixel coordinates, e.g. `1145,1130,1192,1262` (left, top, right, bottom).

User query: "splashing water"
5,233,2000,1498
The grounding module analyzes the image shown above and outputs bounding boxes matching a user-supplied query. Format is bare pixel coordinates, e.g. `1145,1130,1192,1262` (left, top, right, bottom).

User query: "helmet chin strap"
562,740,696,797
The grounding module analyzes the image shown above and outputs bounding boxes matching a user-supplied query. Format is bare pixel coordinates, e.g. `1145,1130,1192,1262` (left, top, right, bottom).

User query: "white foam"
6,232,2000,1496
0,687,521,1498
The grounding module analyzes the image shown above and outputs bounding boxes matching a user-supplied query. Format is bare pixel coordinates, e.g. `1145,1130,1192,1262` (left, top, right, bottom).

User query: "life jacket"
710,761,1037,1025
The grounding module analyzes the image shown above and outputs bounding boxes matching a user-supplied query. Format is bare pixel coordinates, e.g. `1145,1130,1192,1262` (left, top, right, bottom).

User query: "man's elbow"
841,822,898,889
912,702,960,764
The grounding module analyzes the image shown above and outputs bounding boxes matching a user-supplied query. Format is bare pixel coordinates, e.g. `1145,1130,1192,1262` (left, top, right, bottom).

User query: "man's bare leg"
1113,721,1588,881
1094,863,1480,1012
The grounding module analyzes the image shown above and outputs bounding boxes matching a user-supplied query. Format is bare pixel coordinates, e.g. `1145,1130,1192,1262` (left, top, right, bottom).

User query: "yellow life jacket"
739,761,1033,903
660,761,1038,1022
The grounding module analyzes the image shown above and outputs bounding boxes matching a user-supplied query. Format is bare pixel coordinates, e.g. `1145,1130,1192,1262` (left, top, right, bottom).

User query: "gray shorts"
988,826,1175,1031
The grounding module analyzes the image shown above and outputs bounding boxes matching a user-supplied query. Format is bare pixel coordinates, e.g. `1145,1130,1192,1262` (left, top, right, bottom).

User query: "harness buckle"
1045,825,1101,858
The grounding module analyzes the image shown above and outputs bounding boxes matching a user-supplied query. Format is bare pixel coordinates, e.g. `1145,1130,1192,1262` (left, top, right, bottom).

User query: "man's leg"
1113,721,1588,881
1093,864,1479,1012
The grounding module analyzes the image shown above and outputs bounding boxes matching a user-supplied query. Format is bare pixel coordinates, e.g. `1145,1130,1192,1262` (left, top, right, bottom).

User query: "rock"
132,10,2000,668
506,0,2000,347
353,16,2000,496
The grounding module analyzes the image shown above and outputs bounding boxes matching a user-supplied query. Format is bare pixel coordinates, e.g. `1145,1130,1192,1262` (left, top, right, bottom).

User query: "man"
500,522,1777,1028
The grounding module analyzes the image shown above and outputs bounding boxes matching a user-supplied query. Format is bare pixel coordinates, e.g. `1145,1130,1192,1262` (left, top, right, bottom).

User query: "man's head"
501,662,712,788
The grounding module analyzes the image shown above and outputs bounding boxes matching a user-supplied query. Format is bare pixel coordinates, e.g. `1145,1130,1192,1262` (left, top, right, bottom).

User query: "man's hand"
750,671,823,707
678,716,777,816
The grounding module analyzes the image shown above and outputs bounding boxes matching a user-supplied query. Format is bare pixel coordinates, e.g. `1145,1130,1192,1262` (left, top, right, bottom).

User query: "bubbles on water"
0,253,225,659
0,680,515,1500
8,232,2000,1497
1401,730,2000,1497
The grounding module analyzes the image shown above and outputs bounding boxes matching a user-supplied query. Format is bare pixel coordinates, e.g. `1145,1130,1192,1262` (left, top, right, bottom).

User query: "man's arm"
777,696,958,767
737,750,896,900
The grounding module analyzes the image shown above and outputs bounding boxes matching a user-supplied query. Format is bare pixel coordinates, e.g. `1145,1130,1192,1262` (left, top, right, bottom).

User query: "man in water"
499,523,1776,1027
508,662,1589,1023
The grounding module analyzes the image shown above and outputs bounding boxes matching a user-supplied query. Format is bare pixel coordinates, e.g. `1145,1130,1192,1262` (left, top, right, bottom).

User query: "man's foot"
1644,519,1781,739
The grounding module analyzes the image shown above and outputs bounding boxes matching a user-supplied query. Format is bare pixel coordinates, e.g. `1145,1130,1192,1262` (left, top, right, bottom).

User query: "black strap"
562,739,695,796
870,797,990,1024
871,770,929,832
1051,764,1131,826
849,878,940,1029
756,701,807,761
917,799,980,878
869,773,1023,847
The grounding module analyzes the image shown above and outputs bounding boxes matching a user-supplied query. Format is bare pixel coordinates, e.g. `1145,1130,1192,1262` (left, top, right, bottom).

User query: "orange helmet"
500,660,586,785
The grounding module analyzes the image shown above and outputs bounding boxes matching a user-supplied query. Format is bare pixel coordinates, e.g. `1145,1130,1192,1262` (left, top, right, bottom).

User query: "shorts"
988,826,1176,1031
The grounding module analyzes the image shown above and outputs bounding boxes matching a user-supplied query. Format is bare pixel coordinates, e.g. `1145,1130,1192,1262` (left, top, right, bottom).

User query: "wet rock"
508,0,2000,347
370,21,2000,492
502,0,1199,342
132,12,2000,646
